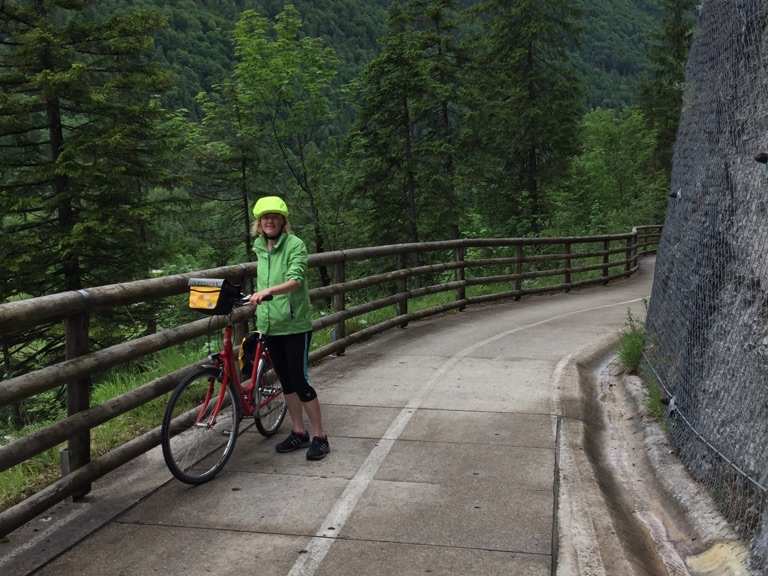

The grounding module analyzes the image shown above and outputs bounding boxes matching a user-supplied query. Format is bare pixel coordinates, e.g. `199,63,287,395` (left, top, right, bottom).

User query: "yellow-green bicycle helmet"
252,196,289,219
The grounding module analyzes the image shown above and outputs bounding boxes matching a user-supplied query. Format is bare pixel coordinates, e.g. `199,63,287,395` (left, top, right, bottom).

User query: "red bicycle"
160,279,287,484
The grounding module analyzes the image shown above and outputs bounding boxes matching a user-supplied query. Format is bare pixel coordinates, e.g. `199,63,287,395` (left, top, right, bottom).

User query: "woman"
249,196,330,461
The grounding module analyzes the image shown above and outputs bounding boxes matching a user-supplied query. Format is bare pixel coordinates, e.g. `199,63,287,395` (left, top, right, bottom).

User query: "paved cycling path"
22,260,654,576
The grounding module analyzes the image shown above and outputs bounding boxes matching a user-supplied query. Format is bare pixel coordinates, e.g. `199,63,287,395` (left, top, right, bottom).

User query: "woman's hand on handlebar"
249,290,274,305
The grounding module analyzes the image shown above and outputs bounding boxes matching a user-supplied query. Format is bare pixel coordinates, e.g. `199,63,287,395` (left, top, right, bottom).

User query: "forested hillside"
94,0,389,114
92,0,659,113
1,0,695,383
578,0,660,107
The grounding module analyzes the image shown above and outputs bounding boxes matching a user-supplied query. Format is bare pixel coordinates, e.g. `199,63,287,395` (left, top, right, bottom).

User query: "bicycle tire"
161,366,240,484
254,358,287,437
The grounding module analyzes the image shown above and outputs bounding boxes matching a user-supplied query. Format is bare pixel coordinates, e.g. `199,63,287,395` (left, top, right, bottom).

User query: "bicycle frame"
203,324,278,424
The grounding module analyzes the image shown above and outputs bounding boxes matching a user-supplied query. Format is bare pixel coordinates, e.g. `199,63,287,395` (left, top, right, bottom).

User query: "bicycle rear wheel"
161,367,239,484
254,359,287,436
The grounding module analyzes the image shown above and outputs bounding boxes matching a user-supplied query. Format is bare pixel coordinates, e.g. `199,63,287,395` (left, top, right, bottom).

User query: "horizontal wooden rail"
312,293,409,331
408,281,466,299
0,224,661,537
0,365,199,471
310,261,463,301
0,264,258,335
466,267,639,305
0,308,253,406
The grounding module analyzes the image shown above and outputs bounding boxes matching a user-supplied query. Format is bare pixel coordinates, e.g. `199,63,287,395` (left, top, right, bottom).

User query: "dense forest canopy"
1,0,696,384
90,0,660,113
94,0,390,114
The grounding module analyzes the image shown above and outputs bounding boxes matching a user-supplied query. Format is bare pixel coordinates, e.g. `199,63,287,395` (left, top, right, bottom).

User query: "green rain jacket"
253,233,313,335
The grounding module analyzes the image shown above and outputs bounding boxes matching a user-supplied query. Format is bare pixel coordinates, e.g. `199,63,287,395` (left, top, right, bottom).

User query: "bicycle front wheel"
254,359,287,437
161,367,240,484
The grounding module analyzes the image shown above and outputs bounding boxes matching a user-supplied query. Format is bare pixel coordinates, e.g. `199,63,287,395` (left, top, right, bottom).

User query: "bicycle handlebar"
236,294,274,307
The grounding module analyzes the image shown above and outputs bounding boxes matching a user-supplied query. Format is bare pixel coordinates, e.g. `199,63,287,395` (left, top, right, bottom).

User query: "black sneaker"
306,436,330,461
276,431,310,453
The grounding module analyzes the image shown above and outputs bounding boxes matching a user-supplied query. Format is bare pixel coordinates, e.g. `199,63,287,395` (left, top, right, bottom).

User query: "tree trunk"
37,1,80,291
440,98,460,240
434,13,460,240
48,93,79,290
234,97,255,281
526,41,541,235
401,96,419,245
240,155,254,266
296,138,331,287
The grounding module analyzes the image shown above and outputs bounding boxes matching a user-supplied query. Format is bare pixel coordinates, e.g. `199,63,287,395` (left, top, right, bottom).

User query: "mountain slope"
95,0,659,111
95,0,388,113
577,0,661,107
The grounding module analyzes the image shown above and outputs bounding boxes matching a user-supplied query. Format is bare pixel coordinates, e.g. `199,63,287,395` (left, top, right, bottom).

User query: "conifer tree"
0,0,175,300
350,0,462,245
410,0,462,240
640,0,697,178
465,0,583,235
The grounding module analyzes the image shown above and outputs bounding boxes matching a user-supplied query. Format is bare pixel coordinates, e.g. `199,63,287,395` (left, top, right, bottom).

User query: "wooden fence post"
633,233,640,268
625,237,632,276
333,261,346,355
515,244,524,301
64,312,91,499
399,253,409,328
602,239,610,284
456,246,466,310
564,241,572,292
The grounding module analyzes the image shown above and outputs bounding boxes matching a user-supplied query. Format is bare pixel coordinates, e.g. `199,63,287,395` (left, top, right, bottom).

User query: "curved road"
9,259,655,576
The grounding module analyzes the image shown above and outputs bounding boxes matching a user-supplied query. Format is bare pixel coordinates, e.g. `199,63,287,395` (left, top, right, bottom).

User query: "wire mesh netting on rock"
645,1,768,572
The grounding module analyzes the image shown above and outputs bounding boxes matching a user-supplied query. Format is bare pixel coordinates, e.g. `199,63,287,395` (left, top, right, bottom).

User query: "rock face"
645,0,768,571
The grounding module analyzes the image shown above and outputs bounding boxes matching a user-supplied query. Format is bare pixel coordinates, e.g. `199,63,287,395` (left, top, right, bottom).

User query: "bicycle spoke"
161,368,239,484
254,363,287,437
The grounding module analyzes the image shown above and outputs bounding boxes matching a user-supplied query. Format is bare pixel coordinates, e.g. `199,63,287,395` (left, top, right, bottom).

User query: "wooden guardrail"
0,225,662,535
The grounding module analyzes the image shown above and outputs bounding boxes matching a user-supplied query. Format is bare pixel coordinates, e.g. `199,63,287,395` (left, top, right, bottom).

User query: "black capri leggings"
265,331,317,402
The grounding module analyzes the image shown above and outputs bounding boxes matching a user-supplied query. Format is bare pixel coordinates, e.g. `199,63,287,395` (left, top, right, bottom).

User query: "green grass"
0,345,202,511
644,375,666,422
618,308,645,374
0,430,61,510
614,307,666,424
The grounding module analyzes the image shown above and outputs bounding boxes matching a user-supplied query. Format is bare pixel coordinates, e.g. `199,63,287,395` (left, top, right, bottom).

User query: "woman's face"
260,213,285,238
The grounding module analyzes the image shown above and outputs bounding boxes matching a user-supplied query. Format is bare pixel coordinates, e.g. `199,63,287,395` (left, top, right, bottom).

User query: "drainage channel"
570,352,751,576
580,355,673,576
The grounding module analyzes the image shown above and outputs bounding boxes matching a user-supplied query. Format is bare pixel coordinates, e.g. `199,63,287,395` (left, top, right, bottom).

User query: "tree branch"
270,113,307,194
0,139,50,148
0,177,53,189
3,217,57,234
0,5,36,29
0,159,49,168
0,125,48,137
189,189,241,202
